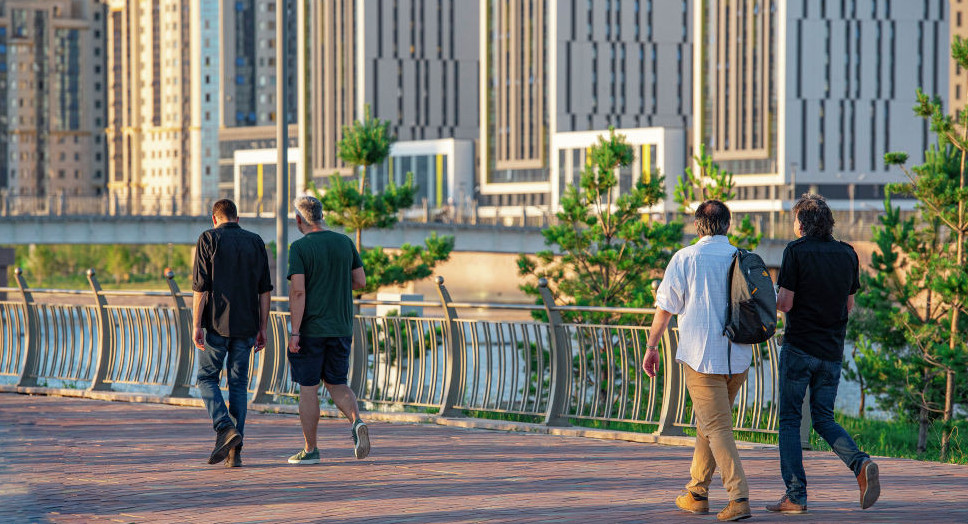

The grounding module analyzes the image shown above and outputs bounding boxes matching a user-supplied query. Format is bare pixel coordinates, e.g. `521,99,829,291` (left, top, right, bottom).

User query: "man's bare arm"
254,291,270,351
192,291,208,349
288,274,306,353
777,287,794,313
351,266,366,290
847,294,855,314
642,308,673,378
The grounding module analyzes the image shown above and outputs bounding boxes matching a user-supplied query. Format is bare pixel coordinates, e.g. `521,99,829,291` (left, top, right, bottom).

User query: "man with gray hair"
642,200,753,521
285,195,369,465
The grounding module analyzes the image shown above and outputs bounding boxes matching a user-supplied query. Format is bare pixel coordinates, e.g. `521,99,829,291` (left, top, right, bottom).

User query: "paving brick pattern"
0,393,962,523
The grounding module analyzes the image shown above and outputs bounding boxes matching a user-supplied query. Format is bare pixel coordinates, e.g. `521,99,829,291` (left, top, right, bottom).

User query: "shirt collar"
216,222,241,229
695,234,730,245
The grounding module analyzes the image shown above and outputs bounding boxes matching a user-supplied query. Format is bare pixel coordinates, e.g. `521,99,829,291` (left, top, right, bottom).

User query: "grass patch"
809,413,968,465
462,410,544,424
458,410,968,464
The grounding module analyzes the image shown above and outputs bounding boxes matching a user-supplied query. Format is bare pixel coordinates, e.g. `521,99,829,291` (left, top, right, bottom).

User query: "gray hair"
293,195,323,225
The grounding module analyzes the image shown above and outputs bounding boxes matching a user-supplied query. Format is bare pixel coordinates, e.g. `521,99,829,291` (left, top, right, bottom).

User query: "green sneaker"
352,420,370,459
287,448,320,465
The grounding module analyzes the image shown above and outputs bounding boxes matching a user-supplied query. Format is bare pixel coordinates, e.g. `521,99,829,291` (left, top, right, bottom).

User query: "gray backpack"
723,249,777,345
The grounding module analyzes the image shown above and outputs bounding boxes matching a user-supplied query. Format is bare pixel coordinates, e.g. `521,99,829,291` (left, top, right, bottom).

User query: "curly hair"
694,199,731,237
793,193,835,239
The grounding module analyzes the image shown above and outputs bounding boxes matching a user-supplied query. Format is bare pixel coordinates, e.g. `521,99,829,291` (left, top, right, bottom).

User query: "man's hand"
287,334,300,353
193,327,206,350
254,329,267,353
642,348,660,378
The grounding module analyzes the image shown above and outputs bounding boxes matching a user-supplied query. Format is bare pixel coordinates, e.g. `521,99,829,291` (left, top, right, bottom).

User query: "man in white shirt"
642,200,753,522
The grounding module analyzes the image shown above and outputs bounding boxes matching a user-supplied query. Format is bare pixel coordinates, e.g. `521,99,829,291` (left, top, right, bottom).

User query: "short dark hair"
695,200,731,237
793,193,835,238
212,199,238,221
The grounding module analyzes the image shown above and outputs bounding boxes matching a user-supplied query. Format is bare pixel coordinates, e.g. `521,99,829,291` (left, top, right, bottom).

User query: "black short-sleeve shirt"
192,222,273,337
777,236,860,361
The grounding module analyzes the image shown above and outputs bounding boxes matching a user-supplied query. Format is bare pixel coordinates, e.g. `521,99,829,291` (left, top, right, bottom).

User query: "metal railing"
0,270,782,437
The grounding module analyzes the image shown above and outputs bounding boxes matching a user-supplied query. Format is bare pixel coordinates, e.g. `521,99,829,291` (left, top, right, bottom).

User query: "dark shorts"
287,336,352,387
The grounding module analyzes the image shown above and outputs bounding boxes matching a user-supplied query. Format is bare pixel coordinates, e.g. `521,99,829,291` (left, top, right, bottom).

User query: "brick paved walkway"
0,393,961,523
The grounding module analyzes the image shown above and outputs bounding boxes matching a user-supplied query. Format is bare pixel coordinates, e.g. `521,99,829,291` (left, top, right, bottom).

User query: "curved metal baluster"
55,307,68,380
767,339,779,431
466,321,481,409
616,328,631,420
498,323,512,411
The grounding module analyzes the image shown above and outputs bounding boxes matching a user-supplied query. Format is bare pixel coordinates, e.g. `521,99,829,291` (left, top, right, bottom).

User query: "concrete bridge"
0,214,794,266
2,393,966,523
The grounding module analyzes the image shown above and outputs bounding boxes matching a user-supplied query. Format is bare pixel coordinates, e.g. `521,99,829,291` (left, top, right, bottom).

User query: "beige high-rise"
0,0,108,199
106,0,219,215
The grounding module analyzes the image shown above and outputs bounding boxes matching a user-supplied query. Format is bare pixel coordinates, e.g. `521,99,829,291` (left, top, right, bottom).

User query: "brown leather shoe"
765,495,807,513
675,490,709,514
717,499,752,521
857,459,880,509
225,446,242,468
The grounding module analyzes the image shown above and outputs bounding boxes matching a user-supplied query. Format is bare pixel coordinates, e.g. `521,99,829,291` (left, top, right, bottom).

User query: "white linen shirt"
654,235,752,374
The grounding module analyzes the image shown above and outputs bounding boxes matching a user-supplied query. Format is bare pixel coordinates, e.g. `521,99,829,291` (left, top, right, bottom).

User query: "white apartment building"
106,0,219,215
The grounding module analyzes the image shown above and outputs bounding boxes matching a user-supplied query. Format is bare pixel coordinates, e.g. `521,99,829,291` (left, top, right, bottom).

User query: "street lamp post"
275,0,289,298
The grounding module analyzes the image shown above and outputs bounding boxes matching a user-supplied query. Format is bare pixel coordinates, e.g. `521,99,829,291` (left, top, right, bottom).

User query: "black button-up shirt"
192,222,273,337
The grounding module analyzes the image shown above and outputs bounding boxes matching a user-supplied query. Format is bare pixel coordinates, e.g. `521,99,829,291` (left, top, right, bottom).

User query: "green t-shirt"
287,230,363,337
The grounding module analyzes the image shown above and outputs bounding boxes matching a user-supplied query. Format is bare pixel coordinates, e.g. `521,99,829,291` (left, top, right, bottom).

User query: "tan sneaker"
857,459,880,509
765,495,806,513
717,499,752,521
675,490,709,514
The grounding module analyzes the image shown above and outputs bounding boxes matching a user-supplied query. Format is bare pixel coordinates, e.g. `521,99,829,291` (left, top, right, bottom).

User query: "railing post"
14,268,41,387
349,311,367,399
654,282,685,437
164,270,194,398
251,310,283,404
538,278,571,427
86,269,113,391
434,276,464,417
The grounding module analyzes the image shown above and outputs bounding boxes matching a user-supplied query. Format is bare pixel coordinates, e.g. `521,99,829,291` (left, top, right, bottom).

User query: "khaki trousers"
683,365,750,501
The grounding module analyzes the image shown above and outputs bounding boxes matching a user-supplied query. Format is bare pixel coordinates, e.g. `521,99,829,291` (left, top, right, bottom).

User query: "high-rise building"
480,1,693,210
694,0,945,215
299,0,479,208
106,0,219,215
950,0,968,117
360,0,479,206
0,0,108,199
216,0,298,203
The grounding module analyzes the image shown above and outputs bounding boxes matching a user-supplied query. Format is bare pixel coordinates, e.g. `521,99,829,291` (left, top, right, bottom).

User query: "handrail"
0,267,783,440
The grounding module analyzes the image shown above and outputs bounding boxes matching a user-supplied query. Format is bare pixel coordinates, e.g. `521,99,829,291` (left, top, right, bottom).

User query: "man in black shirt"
192,199,272,467
766,194,880,514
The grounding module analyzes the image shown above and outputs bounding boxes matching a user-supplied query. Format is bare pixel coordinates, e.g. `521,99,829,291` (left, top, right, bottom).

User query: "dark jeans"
197,332,254,437
778,343,869,505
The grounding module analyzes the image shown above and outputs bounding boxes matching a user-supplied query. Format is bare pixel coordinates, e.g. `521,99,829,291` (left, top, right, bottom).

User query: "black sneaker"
208,426,242,465
225,445,242,468
351,420,370,459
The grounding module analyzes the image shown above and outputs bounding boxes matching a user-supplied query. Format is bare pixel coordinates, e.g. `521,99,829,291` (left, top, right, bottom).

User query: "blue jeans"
778,343,869,505
197,332,254,436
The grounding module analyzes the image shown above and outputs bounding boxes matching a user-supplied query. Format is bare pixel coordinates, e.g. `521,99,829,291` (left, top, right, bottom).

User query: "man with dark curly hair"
767,194,880,514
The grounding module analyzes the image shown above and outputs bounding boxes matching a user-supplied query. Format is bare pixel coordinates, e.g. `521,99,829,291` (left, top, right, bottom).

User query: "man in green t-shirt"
285,195,369,465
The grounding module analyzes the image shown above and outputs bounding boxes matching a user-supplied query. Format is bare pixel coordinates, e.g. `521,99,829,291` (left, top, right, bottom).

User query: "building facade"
478,0,693,210
106,0,219,215
694,0,945,215
217,0,297,203
0,0,107,199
